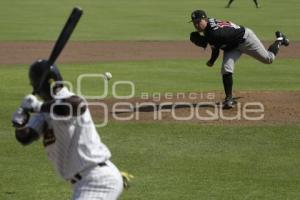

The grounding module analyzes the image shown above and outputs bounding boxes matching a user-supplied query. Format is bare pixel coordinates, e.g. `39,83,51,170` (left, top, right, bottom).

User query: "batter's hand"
206,60,214,67
120,171,134,190
21,94,42,113
12,107,30,128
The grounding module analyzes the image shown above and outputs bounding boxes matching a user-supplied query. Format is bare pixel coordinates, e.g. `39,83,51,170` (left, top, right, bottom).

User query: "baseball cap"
190,10,207,22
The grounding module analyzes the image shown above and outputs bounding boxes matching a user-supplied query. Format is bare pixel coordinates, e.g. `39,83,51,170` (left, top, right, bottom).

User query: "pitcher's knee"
264,57,275,64
262,53,275,64
262,58,273,64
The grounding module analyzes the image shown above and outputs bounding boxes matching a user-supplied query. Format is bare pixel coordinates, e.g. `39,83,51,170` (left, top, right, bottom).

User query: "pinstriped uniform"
27,87,123,200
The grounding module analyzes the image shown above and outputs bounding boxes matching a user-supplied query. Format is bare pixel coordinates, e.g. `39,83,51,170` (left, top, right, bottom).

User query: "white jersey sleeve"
26,113,47,136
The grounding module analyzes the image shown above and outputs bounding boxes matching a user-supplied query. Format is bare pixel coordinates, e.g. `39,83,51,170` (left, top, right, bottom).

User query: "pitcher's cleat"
275,31,289,46
222,97,237,109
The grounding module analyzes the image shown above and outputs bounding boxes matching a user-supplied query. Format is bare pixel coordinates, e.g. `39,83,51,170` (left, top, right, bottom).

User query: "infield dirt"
0,41,299,64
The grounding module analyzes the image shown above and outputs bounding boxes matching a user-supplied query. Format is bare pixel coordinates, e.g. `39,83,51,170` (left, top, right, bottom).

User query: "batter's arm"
12,107,40,145
15,127,40,145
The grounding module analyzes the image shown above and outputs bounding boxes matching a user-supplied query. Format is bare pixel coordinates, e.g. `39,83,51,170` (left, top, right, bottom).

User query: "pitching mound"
90,91,300,125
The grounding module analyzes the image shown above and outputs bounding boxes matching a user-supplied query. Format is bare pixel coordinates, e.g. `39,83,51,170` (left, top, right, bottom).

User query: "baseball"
104,72,112,80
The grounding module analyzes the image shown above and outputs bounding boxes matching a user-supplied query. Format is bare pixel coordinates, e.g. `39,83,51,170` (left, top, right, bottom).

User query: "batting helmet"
29,59,63,100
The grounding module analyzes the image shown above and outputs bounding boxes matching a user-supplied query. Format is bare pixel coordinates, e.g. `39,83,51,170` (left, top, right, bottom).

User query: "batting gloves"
21,94,43,113
12,107,30,128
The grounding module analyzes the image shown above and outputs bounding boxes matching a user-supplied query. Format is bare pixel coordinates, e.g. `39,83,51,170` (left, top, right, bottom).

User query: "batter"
12,59,123,200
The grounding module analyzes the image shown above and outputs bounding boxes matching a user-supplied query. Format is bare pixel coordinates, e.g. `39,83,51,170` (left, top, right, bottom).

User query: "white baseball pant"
71,161,123,200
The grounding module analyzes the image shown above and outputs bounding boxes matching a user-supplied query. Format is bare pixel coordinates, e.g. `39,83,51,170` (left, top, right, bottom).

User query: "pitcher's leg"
239,28,275,64
222,49,242,75
221,50,242,109
240,28,289,64
268,31,290,56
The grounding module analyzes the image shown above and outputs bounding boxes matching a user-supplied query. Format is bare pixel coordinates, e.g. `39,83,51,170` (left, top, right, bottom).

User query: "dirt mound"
90,91,300,125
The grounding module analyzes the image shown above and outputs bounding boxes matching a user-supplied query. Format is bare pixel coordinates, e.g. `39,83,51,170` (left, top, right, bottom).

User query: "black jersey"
204,18,245,51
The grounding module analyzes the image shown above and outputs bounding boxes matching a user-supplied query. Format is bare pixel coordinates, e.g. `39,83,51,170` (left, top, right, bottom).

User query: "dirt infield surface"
0,41,299,64
1,41,299,124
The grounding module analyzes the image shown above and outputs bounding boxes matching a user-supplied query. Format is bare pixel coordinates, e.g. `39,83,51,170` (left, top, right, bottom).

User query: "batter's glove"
21,94,42,113
12,107,30,128
120,171,134,190
190,31,208,49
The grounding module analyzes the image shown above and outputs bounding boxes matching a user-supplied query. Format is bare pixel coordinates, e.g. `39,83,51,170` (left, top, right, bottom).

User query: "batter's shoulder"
40,95,87,116
61,95,87,116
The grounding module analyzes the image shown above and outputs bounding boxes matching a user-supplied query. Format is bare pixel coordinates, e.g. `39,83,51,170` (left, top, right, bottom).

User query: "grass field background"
0,0,299,40
1,124,300,200
0,0,300,199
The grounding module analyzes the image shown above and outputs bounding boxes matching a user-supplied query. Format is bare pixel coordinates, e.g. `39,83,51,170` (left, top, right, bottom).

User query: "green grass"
0,132,70,200
1,124,300,200
1,58,299,199
1,59,299,199
108,123,300,200
0,0,299,40
1,58,300,132
1,59,299,103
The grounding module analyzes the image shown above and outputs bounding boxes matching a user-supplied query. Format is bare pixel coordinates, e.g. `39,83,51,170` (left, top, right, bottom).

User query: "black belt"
70,162,107,184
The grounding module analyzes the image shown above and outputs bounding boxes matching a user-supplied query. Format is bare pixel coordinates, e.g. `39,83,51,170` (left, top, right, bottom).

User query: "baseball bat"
38,7,83,91
48,7,83,66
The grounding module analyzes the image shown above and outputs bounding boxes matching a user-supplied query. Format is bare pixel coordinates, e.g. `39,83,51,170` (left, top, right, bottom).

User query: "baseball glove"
190,31,208,48
120,171,134,190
